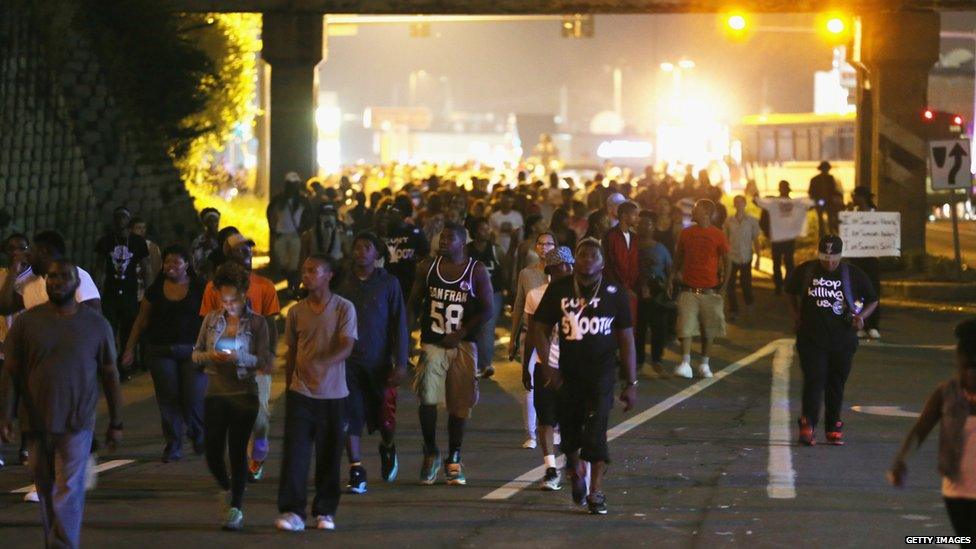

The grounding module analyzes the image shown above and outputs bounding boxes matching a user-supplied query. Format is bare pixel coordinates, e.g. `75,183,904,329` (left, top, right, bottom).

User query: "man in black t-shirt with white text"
786,234,878,446
531,238,638,515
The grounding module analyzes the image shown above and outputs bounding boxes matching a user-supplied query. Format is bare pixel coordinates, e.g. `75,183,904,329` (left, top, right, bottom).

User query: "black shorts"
345,361,391,437
533,384,559,427
557,375,615,464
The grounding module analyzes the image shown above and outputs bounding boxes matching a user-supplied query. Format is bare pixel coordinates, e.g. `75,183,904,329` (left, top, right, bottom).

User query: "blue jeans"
475,291,504,373
147,352,207,458
28,429,93,549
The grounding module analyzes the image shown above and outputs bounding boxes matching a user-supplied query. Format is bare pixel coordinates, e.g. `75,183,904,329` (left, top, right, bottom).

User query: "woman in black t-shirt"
122,244,206,462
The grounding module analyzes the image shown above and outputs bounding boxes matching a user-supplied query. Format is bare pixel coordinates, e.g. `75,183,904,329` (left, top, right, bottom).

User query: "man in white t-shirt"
755,181,814,294
522,246,574,492
0,231,101,316
488,191,524,256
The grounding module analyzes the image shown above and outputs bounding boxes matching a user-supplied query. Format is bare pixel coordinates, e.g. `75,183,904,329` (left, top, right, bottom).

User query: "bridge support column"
856,11,940,256
262,13,323,197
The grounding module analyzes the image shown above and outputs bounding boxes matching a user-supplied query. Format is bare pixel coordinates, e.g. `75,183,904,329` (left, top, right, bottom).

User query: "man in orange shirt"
666,200,731,379
200,233,281,481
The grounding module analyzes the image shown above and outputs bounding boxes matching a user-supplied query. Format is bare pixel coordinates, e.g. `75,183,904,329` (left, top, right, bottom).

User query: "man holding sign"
847,187,883,339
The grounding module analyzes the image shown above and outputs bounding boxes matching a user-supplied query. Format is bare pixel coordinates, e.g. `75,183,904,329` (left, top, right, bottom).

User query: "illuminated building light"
597,140,654,159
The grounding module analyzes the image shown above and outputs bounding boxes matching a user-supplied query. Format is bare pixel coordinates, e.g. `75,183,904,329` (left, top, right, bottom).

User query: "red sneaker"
798,417,816,446
826,421,844,446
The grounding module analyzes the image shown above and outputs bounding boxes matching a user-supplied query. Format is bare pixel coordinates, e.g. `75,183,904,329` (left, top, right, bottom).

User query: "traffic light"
561,14,594,39
817,13,850,43
721,11,750,40
825,17,845,35
728,14,747,31
922,109,966,139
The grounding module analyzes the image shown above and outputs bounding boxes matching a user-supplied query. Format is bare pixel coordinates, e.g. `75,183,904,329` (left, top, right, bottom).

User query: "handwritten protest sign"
839,211,901,258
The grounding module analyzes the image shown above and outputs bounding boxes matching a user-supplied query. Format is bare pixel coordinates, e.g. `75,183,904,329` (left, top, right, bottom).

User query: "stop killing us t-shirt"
785,260,877,350
533,276,632,383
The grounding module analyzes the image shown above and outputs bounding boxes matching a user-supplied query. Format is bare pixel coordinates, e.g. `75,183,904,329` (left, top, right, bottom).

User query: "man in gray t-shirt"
276,254,357,532
0,259,123,549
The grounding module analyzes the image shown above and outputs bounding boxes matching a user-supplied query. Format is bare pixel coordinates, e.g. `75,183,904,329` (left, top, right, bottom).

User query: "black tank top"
420,256,481,344
653,220,677,256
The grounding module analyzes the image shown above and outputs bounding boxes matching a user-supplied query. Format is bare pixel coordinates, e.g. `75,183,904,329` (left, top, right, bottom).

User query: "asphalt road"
0,283,968,548
927,220,976,267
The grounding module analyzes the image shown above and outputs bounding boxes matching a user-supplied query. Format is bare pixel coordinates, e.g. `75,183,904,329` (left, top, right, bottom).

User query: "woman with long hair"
192,263,271,531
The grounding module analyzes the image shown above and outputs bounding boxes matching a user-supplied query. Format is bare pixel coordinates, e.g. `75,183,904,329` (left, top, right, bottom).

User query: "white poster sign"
839,211,901,257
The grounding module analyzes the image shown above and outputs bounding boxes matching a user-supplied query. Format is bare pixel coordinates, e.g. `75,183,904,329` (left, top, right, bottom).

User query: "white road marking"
483,339,788,500
851,405,920,418
767,341,796,499
11,459,134,494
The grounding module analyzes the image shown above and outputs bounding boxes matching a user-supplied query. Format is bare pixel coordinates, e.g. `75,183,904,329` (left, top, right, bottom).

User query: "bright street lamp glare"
678,59,696,70
826,18,845,34
727,15,747,31
660,62,675,72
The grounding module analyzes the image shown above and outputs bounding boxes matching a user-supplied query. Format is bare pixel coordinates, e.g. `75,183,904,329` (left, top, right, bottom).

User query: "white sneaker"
84,454,97,491
24,488,39,503
522,438,537,449
553,429,561,446
315,515,336,531
856,330,867,338
696,364,713,378
275,512,306,532
868,329,881,339
673,362,693,379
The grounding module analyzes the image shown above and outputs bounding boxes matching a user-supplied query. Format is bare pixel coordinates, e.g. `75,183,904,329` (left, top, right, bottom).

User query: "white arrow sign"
929,139,972,190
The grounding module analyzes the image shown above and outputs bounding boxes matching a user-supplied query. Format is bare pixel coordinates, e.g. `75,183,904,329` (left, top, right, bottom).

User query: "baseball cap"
606,193,626,207
544,246,575,268
223,233,255,254
818,234,843,259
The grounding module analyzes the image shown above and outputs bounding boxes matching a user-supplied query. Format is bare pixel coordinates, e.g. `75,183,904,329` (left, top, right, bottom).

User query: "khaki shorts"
415,342,479,418
676,291,726,338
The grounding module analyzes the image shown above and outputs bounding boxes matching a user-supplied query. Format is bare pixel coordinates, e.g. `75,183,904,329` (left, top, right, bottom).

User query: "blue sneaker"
379,443,398,483
445,451,466,486
347,465,367,494
420,447,441,485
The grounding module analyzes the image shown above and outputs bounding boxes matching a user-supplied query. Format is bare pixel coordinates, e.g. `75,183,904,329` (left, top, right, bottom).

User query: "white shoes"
275,512,306,532
315,515,336,531
24,488,39,502
856,330,867,338
696,364,713,379
868,329,881,339
673,362,693,379
522,438,537,449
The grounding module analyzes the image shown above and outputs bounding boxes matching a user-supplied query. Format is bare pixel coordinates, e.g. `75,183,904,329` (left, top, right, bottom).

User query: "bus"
732,112,856,197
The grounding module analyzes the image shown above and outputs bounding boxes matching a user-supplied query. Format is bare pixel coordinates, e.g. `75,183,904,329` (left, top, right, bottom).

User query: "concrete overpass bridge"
167,0,976,254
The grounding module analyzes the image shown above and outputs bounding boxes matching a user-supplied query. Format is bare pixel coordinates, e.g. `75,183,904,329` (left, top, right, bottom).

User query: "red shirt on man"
677,225,730,289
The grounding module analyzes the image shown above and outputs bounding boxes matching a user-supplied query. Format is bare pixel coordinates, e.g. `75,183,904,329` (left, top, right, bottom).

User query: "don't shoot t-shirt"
785,260,877,349
533,276,632,382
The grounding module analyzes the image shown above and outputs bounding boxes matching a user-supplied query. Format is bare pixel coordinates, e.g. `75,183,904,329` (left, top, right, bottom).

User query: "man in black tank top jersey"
407,222,494,486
